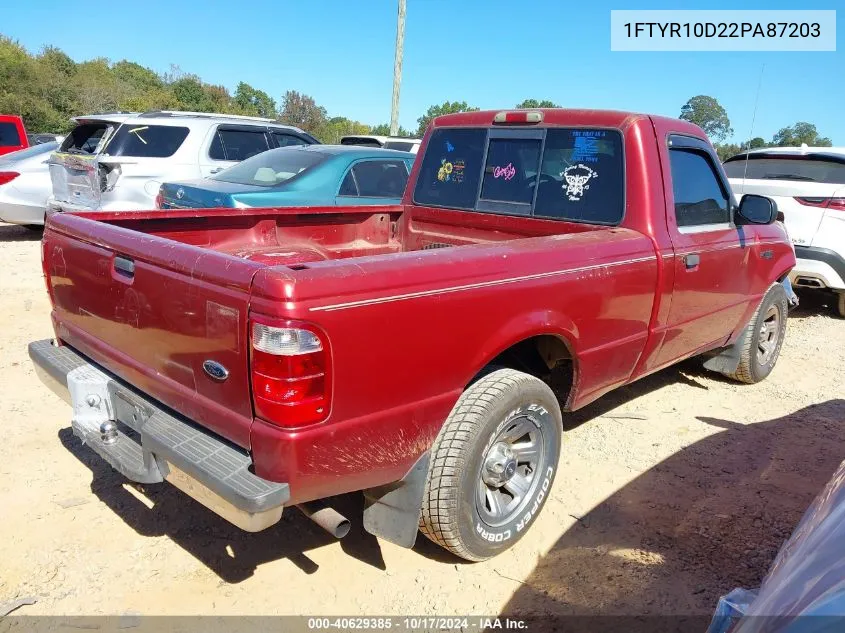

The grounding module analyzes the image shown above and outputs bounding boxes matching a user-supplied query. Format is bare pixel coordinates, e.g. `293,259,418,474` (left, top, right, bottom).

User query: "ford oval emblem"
203,360,229,382
176,187,184,200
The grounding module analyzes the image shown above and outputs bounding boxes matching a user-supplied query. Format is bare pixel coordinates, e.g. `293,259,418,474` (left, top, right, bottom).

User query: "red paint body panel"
0,115,28,156
41,109,795,505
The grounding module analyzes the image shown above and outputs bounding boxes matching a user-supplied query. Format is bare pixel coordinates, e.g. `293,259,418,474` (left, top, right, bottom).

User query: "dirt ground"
1,220,844,619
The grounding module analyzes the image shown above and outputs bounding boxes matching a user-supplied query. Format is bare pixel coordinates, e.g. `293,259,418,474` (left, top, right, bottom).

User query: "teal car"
157,145,416,209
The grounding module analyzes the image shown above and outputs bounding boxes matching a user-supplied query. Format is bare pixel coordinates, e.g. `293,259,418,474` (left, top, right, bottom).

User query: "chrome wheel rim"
476,412,545,527
757,305,781,365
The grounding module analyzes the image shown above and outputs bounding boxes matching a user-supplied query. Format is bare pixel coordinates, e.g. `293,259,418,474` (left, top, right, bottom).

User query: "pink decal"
493,163,516,180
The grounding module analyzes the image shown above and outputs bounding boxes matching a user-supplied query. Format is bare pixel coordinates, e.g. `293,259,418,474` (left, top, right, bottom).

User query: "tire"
420,368,562,561
724,284,788,384
836,293,845,319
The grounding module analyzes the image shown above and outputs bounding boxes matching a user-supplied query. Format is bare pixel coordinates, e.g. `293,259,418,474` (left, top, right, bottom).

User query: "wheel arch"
463,311,581,410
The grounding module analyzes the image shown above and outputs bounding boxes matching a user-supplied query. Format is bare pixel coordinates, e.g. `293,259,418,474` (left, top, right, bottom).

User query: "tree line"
0,36,558,143
679,94,833,161
2,37,830,156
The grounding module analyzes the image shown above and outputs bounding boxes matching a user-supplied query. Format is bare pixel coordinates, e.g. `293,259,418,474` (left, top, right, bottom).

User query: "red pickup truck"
30,108,795,561
0,115,28,156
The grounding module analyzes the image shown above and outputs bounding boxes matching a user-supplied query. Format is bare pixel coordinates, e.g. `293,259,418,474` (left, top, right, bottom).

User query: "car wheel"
836,293,845,319
419,368,562,561
725,284,788,384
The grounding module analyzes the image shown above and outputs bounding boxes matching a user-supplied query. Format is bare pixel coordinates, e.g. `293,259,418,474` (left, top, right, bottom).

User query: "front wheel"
724,284,788,384
420,368,562,561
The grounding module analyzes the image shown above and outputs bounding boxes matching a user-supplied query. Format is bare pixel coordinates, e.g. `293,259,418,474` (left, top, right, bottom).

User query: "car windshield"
212,147,328,187
724,155,845,184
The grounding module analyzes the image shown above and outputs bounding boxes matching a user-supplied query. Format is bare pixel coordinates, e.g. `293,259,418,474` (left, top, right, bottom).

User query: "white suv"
725,146,845,317
47,111,318,213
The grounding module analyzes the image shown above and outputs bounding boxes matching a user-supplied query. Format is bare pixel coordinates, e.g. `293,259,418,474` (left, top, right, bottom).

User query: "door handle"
684,253,700,270
114,255,135,278
209,168,223,174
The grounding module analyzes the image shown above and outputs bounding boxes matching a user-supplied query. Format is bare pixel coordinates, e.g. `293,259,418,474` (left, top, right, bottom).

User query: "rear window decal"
438,158,465,183
446,140,455,152
493,163,516,180
562,164,598,201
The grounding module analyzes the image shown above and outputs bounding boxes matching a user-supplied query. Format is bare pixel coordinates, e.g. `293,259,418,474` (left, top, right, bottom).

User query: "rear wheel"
724,284,788,384
420,368,562,561
836,293,845,319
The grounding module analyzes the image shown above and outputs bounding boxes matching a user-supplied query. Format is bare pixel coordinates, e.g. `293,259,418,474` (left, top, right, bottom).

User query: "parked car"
47,110,319,213
341,134,422,154
158,146,415,210
0,115,28,156
725,147,845,317
27,133,64,145
30,108,794,562
0,141,60,227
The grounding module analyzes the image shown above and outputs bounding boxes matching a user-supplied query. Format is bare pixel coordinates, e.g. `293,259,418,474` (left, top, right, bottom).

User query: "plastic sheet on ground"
707,459,845,633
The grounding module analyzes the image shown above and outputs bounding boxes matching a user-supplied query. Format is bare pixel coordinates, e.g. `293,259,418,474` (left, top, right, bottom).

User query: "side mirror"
736,194,777,225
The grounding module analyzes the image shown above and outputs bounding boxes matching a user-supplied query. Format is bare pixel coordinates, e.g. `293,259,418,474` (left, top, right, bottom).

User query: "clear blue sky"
2,0,842,143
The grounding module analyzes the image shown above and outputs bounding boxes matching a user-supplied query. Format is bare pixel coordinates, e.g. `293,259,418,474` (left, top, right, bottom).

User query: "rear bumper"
28,339,289,531
791,246,845,291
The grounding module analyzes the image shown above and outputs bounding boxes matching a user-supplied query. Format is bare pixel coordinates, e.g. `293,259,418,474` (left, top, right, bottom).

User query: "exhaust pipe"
296,501,351,539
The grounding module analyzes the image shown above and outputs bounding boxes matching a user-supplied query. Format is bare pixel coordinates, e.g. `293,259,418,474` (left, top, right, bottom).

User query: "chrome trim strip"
310,255,657,312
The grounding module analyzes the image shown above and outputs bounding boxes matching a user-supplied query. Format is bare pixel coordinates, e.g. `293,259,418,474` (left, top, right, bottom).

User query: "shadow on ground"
0,223,42,242
58,428,386,583
790,288,842,320
58,359,745,583
499,399,845,631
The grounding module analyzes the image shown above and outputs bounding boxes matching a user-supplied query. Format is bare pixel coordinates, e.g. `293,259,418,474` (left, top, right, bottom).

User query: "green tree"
743,136,767,150
314,117,371,144
370,122,413,137
416,101,479,136
170,75,212,111
714,143,741,162
771,122,832,147
515,99,560,108
278,90,327,134
679,95,733,142
112,60,163,91
234,82,276,118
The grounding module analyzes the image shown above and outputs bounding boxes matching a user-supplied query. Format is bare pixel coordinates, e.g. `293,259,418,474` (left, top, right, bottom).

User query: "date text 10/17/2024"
307,617,529,630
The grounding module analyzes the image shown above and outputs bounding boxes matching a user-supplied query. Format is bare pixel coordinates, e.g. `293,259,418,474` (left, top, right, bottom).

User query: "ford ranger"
30,108,795,561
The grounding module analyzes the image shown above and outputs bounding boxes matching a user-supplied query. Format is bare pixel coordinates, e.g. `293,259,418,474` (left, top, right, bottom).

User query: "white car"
725,146,845,317
340,135,422,154
47,111,318,215
0,141,61,227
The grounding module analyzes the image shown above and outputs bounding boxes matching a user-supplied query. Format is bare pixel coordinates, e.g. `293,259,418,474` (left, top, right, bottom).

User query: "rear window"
413,127,625,224
0,122,22,147
341,137,383,148
383,141,416,152
213,147,327,187
0,142,57,162
723,155,845,184
61,123,110,154
104,125,189,158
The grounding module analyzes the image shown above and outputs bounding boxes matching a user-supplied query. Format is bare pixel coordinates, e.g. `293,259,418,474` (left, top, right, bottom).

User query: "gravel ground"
1,221,843,621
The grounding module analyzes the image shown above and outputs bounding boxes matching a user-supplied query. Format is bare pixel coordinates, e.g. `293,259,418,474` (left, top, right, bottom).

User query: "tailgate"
43,213,265,448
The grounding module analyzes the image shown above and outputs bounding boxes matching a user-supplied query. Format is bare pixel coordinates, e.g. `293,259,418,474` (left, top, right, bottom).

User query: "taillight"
493,111,544,125
250,319,330,428
0,171,20,186
795,197,845,211
154,188,164,209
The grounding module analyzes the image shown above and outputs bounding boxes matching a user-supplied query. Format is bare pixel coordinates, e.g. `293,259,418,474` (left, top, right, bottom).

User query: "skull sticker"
561,164,598,201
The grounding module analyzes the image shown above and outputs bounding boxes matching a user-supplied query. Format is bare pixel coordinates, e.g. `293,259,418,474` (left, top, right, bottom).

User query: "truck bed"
43,206,620,448
76,204,603,267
